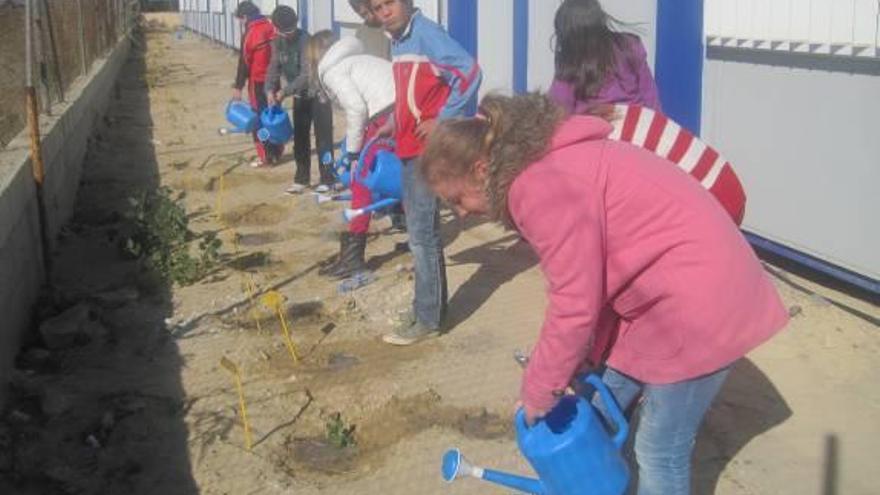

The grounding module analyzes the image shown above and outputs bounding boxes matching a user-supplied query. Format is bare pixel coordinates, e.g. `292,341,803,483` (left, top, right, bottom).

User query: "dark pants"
402,157,447,329
248,81,282,164
293,96,335,186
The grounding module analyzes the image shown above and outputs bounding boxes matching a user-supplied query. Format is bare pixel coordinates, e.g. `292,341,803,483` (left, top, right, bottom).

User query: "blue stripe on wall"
655,0,704,135
447,0,478,57
299,0,308,31
447,0,478,114
513,0,529,94
331,0,340,36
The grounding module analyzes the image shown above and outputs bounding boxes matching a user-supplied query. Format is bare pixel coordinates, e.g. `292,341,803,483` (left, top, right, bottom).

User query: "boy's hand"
376,117,395,138
415,118,438,140
232,88,243,101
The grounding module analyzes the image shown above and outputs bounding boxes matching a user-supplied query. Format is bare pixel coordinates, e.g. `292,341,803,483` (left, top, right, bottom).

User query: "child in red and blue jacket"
370,0,482,345
231,2,281,167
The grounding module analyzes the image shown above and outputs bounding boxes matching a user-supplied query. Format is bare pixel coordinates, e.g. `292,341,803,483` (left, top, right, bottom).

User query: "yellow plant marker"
241,274,262,332
232,229,241,253
215,174,226,221
260,290,300,363
219,357,254,451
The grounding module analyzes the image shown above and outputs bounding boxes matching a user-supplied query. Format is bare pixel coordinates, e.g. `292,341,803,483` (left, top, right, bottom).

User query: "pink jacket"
509,116,788,412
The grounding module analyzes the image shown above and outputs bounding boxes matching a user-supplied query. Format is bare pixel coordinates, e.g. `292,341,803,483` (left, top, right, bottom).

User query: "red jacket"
234,16,275,87
390,12,482,159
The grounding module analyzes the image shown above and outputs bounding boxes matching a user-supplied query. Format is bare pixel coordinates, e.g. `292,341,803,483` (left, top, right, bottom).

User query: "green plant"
325,412,356,449
121,187,222,285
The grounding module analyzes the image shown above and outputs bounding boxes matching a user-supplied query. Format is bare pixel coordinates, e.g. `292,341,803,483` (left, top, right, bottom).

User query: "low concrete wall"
0,37,132,407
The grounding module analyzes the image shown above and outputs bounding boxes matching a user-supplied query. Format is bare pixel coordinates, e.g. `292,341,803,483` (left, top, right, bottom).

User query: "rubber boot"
319,161,336,189
331,232,367,279
319,233,350,277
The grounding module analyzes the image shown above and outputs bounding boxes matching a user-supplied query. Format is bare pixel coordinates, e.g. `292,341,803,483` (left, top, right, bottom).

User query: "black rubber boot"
331,233,368,279
319,161,336,189
319,233,350,277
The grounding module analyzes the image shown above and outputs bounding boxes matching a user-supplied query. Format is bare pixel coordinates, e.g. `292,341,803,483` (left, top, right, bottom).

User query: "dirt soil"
1,15,878,495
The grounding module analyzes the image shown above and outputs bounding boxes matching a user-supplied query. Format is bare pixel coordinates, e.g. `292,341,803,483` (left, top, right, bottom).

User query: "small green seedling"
325,412,356,449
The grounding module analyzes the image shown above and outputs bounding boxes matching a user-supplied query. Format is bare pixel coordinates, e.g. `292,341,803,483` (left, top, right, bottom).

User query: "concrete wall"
702,50,880,281
0,37,132,405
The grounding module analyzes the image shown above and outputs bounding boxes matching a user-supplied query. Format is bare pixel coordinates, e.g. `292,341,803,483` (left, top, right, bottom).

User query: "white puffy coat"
318,37,395,153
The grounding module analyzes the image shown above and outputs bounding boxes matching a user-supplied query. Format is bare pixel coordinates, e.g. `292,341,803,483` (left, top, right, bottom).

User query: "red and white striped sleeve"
608,105,747,225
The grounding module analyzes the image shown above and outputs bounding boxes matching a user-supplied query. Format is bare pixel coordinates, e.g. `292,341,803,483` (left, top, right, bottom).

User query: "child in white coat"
308,31,396,279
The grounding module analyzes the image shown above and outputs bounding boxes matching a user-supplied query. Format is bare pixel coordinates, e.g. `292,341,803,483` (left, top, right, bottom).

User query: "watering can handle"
584,374,629,450
354,137,396,178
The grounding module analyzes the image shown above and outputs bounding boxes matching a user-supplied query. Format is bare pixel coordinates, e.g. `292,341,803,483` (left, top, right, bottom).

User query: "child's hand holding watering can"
514,350,597,425
266,90,284,107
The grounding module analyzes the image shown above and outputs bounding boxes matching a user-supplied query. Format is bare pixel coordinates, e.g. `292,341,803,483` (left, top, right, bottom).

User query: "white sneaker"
285,183,308,195
314,184,331,193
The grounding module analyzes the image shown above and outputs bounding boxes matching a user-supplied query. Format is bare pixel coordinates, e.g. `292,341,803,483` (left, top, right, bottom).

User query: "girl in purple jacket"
549,0,660,114
421,94,787,495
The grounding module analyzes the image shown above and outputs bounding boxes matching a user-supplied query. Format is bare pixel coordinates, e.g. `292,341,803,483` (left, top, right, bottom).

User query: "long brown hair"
422,94,568,227
554,0,637,103
306,30,339,97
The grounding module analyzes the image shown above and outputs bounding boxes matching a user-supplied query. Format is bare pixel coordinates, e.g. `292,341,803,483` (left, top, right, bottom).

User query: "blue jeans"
402,158,447,329
593,366,731,495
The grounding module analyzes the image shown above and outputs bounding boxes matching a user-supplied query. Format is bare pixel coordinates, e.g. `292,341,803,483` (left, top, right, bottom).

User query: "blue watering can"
442,374,630,495
257,105,294,145
219,100,258,135
342,138,403,222
332,138,353,189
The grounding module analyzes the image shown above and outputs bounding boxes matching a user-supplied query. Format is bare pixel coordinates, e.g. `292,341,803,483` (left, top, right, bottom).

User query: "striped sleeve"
610,105,747,224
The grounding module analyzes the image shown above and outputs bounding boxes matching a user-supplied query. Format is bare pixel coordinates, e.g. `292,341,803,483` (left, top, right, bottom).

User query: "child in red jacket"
231,1,281,167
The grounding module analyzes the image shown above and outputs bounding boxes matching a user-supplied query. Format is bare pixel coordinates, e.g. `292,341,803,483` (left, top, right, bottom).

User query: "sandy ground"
2,16,878,495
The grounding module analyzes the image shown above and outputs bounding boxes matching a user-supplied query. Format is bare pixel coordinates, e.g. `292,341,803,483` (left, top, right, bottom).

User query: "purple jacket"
549,34,660,114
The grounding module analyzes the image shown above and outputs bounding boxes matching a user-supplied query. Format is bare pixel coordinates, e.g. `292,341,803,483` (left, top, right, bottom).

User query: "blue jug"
257,106,294,145
331,138,353,188
442,374,630,495
342,138,403,223
354,140,403,200
224,100,258,133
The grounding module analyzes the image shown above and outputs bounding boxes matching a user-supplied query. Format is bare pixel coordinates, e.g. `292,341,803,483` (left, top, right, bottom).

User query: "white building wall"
702,0,880,280
478,0,515,98
526,0,562,92
703,58,880,282
306,0,332,33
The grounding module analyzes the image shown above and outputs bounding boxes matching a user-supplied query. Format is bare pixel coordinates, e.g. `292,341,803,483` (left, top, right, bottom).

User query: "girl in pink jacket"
421,94,788,494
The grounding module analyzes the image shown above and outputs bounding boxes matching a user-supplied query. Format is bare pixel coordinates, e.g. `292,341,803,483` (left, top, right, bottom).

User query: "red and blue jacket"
390,10,482,159
234,16,275,88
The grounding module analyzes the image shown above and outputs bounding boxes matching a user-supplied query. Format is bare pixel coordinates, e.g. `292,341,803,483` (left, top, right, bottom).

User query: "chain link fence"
0,0,140,148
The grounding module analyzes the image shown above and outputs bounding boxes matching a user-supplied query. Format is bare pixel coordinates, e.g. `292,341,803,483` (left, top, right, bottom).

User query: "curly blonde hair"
422,93,568,227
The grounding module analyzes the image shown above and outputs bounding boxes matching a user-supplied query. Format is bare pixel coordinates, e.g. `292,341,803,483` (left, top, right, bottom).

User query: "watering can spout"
343,198,400,222
442,449,545,495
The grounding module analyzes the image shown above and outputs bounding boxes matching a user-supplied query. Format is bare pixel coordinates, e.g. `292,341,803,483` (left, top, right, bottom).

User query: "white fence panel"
706,0,879,56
